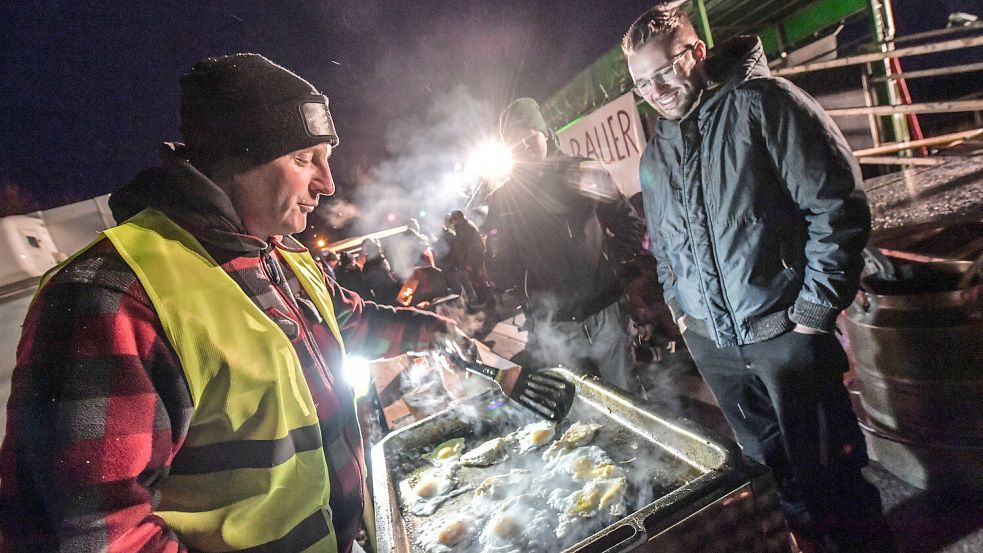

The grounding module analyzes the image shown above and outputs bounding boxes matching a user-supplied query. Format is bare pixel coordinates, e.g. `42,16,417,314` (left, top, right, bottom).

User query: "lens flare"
470,141,513,180
343,356,371,398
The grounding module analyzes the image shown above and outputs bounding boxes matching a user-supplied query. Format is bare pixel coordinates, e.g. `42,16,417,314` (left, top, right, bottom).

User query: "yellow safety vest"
43,208,348,552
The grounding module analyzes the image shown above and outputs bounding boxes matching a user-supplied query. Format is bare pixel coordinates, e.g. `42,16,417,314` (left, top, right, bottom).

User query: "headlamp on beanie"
300,99,337,141
180,53,340,173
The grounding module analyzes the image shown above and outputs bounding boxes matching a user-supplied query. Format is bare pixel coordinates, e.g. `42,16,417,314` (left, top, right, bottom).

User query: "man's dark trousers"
683,327,889,550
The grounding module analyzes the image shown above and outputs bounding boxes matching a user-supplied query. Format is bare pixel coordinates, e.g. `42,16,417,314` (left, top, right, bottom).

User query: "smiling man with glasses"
631,43,695,94
623,5,896,553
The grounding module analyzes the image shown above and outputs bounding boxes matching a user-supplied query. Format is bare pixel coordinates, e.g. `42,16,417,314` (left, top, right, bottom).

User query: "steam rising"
399,388,699,551
350,86,498,243
315,197,362,230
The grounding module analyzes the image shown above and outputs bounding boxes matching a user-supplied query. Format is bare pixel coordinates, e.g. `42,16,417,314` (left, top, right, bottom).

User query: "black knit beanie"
180,53,339,173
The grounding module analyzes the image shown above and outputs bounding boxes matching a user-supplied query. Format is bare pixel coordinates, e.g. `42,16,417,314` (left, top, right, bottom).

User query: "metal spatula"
439,339,575,422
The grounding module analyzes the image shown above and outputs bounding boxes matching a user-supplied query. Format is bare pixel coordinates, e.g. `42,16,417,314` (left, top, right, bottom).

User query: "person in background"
397,250,453,309
485,98,645,393
334,250,366,298
387,218,432,281
445,210,489,308
0,53,458,553
323,249,340,280
360,237,400,304
623,6,893,552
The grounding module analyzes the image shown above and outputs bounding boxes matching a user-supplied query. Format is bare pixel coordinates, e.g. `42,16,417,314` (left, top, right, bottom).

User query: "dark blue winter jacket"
640,37,870,347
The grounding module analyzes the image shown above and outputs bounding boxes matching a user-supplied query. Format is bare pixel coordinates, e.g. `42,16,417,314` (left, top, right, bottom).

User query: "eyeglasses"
631,44,695,95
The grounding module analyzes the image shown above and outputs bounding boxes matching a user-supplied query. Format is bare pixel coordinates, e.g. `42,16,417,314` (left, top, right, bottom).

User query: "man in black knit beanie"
0,52,455,553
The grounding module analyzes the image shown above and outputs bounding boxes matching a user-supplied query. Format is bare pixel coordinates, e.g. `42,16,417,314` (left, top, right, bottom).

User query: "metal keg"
844,257,983,490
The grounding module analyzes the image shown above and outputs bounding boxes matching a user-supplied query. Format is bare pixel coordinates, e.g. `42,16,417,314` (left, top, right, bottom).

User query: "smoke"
436,301,486,336
314,197,361,230
351,85,497,242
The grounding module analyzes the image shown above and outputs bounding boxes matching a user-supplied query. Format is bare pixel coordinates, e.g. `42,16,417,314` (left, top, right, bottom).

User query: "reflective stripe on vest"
99,208,340,553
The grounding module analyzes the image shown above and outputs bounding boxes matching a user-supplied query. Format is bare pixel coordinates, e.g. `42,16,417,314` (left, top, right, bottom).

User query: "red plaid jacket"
0,153,444,552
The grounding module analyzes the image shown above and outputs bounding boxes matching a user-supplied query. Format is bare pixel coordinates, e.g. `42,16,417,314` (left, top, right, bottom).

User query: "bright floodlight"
470,141,513,180
343,356,372,398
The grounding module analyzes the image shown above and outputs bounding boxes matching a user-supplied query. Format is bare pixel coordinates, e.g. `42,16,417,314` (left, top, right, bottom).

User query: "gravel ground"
864,156,983,232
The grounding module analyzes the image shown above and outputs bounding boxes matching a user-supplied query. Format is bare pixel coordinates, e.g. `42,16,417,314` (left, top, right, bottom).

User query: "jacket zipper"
683,120,741,343
260,249,366,499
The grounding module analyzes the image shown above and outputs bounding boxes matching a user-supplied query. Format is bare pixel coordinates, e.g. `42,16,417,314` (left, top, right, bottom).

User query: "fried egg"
423,437,466,465
474,470,531,503
544,421,602,459
401,465,469,516
544,446,624,482
512,420,556,454
419,516,474,553
460,437,509,467
478,495,553,553
549,477,628,538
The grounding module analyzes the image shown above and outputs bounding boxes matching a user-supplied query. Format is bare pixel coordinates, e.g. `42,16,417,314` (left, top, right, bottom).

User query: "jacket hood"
655,36,768,136
108,143,268,253
704,35,770,96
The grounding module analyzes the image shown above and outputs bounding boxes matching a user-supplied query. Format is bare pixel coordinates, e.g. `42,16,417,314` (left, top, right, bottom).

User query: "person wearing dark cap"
0,53,456,553
485,98,645,393
323,249,340,279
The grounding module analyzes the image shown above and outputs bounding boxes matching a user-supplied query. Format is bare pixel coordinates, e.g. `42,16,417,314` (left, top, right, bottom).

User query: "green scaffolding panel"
782,0,867,44
542,0,870,129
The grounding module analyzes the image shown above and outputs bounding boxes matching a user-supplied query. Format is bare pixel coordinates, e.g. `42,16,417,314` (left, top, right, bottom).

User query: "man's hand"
338,286,364,314
677,314,688,334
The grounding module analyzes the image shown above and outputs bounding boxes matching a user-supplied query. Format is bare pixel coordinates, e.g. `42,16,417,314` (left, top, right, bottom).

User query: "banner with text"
557,92,645,197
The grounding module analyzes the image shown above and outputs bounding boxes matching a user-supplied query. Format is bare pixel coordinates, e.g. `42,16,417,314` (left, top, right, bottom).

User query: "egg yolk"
414,477,438,498
570,489,601,515
571,458,616,480
437,445,457,459
529,428,551,445
491,515,521,538
438,519,467,545
599,478,625,509
570,457,592,475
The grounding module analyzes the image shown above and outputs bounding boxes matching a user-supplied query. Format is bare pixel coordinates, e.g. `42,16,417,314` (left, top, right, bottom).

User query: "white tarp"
40,194,115,257
557,92,645,197
0,215,59,286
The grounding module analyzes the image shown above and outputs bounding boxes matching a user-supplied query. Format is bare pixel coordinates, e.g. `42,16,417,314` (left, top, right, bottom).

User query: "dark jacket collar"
108,143,271,255
701,35,770,105
655,36,769,137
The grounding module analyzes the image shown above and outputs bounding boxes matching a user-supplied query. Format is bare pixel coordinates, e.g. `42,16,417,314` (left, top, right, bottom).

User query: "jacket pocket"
659,188,688,249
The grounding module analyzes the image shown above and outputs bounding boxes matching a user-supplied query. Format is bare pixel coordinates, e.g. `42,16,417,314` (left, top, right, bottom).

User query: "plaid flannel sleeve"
0,243,193,552
325,275,449,360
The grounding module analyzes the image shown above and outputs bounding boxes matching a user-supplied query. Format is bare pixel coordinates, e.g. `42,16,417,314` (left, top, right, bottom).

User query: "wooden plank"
857,156,946,166
852,128,983,156
773,34,983,76
828,100,983,117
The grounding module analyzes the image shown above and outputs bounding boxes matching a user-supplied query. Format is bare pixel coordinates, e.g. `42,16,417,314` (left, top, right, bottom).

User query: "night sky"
1,1,656,213
2,1,981,233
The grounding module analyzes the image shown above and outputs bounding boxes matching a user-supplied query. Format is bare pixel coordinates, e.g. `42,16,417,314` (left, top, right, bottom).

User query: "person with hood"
623,6,891,553
485,98,645,393
0,53,457,553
